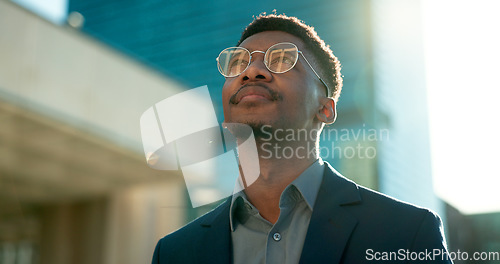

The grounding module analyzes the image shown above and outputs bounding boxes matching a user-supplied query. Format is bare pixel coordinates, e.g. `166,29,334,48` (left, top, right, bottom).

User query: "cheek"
221,80,233,101
295,82,322,116
291,78,319,103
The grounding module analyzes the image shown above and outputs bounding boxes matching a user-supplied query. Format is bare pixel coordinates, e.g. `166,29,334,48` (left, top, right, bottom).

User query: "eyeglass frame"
216,42,330,97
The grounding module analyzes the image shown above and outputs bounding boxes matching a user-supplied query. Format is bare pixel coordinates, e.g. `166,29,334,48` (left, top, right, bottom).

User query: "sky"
12,0,68,24
423,0,500,214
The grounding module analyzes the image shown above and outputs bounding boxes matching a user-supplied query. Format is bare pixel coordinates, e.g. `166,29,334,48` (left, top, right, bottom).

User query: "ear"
316,98,336,124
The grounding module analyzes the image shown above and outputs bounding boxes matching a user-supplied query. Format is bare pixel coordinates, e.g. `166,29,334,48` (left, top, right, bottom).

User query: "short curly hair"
237,14,342,101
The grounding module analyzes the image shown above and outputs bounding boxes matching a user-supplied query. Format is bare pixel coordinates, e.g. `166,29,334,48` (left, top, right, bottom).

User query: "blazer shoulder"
357,186,449,254
323,162,435,217
152,198,231,263
356,184,439,219
163,198,230,241
336,177,448,253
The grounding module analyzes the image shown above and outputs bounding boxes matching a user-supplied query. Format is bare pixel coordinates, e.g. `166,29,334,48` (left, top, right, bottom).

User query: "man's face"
221,31,325,133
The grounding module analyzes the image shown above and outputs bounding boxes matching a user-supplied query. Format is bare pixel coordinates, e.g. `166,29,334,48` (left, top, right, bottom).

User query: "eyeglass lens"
265,45,298,73
218,43,298,77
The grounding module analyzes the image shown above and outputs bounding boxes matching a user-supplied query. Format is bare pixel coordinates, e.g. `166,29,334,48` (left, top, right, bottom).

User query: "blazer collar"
198,198,233,264
299,163,361,264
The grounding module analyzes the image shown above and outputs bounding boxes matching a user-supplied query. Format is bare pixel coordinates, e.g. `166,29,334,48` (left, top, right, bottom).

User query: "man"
152,14,452,263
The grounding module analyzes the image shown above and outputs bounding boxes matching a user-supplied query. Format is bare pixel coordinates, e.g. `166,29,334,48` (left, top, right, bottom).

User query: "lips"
230,83,278,104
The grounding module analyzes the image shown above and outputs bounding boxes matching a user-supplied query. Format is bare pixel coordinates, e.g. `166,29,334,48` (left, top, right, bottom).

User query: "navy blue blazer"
152,163,452,263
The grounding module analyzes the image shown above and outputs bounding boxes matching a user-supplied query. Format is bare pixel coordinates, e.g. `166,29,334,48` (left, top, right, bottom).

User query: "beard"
223,120,271,139
247,121,273,140
222,118,276,142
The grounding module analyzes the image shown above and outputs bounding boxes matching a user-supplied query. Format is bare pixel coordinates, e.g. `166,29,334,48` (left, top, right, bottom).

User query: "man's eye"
227,59,248,75
270,56,294,66
230,59,248,67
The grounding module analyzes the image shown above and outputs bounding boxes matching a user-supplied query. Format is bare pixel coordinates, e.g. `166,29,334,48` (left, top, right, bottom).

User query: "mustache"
229,83,281,104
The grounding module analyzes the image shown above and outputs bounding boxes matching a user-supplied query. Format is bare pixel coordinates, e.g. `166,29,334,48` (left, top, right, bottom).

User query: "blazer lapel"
299,164,361,264
197,199,232,264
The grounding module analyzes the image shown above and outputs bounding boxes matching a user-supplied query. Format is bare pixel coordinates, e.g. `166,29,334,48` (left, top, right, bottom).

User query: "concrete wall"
0,0,187,152
0,1,190,263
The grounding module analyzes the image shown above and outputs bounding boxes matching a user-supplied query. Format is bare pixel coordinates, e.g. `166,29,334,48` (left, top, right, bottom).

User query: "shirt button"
273,232,281,241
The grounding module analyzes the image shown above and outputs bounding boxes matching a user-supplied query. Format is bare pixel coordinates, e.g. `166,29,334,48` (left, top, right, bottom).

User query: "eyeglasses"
216,42,330,96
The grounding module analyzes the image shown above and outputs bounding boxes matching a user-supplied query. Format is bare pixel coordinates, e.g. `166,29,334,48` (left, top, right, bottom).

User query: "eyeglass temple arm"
298,52,330,97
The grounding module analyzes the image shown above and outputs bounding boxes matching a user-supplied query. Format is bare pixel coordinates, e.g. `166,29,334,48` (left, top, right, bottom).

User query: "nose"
240,52,273,83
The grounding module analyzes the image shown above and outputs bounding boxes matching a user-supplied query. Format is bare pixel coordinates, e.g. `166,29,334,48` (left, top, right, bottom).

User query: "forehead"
238,31,307,52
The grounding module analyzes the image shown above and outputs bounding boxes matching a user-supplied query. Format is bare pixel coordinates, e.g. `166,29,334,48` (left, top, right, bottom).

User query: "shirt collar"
229,158,325,231
291,158,324,210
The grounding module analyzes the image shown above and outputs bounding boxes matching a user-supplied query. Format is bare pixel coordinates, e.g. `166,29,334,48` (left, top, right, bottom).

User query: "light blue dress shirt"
230,158,325,264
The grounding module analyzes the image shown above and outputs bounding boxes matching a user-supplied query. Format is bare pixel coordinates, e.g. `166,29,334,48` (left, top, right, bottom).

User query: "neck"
238,138,319,223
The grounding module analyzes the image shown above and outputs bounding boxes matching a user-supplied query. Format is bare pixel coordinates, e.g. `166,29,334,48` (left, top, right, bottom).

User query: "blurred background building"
0,0,499,263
